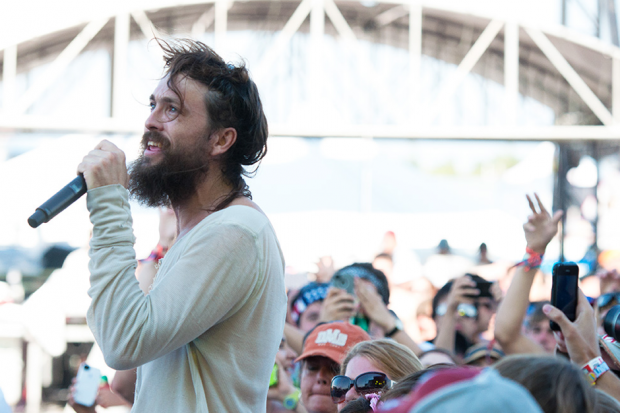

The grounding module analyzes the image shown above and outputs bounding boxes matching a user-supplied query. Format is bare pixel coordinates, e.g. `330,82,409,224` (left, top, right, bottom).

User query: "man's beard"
128,131,211,207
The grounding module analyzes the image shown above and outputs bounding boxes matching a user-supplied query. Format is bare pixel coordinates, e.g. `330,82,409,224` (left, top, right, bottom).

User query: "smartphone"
73,363,101,406
269,363,279,387
331,272,355,296
550,262,579,331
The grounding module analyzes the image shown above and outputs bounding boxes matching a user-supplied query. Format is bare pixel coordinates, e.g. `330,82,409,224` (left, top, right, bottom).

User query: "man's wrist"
582,356,610,386
526,244,546,255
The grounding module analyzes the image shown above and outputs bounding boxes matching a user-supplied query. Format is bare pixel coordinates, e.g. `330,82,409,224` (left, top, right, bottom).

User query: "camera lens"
603,305,620,341
84,364,90,370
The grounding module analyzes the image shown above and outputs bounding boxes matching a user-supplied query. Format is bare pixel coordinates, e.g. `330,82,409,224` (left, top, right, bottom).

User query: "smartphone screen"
550,262,579,331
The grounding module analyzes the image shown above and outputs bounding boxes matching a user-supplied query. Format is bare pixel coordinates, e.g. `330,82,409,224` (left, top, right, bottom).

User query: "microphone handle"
28,175,87,228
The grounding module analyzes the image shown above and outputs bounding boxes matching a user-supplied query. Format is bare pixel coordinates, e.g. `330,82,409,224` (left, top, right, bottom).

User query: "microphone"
28,175,87,228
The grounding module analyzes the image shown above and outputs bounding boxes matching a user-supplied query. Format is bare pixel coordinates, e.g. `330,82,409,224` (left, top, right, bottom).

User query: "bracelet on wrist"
140,244,169,263
514,247,544,272
582,356,610,386
283,388,301,410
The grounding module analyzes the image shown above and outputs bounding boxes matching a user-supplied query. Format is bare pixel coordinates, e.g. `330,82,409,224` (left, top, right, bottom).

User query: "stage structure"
1,0,620,139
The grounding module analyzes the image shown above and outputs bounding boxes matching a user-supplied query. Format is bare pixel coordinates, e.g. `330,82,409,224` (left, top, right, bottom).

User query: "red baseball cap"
295,321,370,365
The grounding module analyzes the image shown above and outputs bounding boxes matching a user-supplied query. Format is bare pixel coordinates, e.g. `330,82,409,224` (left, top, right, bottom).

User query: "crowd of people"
254,194,620,412
62,191,620,413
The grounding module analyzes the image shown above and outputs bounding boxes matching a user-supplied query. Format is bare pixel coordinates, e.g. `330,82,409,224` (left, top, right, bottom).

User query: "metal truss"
1,0,620,140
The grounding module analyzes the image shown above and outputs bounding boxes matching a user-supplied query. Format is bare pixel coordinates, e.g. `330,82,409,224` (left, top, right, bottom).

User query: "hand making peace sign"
523,193,563,254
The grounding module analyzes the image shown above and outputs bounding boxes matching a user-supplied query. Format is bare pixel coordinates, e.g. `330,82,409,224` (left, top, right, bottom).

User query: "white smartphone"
73,363,101,406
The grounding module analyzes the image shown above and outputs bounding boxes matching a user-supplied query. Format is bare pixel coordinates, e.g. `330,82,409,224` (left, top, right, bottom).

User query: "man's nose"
316,368,332,384
145,110,164,131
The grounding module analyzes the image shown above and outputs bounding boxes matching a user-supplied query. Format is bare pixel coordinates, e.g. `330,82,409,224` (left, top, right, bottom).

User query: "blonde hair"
340,339,423,381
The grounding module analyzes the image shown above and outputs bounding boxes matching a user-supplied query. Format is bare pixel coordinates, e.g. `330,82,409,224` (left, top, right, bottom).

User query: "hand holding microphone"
77,140,128,190
28,140,128,228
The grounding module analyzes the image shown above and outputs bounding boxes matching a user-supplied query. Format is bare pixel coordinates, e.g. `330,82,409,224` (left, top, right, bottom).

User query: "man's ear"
210,127,237,157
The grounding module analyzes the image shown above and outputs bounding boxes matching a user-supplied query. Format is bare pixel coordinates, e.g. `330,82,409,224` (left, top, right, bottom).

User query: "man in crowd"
296,322,370,413
77,39,286,411
432,274,498,358
523,301,556,353
291,282,331,332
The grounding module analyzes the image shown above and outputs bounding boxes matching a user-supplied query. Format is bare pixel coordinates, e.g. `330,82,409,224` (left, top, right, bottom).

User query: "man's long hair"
158,38,268,209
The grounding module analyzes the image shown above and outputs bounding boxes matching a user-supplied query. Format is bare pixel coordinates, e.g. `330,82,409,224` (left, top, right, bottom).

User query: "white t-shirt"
86,185,287,412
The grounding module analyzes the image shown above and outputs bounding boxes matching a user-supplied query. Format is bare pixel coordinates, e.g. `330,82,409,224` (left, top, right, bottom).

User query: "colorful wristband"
582,356,609,386
140,244,168,263
515,247,543,272
283,388,301,410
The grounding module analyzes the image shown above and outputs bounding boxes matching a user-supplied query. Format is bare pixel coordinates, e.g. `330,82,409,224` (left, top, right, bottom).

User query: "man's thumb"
543,303,570,330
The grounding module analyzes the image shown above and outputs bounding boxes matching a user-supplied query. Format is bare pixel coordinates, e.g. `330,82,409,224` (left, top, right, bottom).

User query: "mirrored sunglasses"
435,303,478,318
330,372,394,404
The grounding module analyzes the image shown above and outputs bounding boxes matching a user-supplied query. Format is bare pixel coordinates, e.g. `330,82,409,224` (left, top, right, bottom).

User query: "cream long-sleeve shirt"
86,185,287,412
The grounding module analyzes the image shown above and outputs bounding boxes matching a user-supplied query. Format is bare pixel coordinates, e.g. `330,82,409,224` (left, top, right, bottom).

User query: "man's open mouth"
147,141,163,150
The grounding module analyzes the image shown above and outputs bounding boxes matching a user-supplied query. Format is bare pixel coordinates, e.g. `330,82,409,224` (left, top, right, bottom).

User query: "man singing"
77,39,286,412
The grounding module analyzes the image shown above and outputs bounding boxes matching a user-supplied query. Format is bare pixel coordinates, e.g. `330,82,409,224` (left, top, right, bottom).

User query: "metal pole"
609,0,620,46
554,142,568,262
504,21,519,126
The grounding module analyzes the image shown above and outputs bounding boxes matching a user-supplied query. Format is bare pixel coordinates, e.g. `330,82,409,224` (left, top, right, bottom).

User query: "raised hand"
319,288,356,322
354,278,393,332
445,276,478,312
523,193,563,254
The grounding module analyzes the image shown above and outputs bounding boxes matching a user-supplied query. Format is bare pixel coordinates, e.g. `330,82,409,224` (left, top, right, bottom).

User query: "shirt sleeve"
86,185,262,370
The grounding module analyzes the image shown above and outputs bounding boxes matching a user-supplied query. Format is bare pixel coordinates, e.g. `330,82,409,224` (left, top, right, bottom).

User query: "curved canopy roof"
2,0,620,138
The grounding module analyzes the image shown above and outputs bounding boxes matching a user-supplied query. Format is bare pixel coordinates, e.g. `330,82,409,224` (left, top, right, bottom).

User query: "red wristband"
140,244,168,263
515,247,543,272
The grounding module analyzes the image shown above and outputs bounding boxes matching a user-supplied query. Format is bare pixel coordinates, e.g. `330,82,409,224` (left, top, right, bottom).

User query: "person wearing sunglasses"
333,339,422,411
432,274,498,359
295,321,371,413
596,292,620,335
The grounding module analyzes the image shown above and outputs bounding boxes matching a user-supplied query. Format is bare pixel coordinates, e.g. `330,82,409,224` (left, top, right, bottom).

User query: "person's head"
372,253,393,281
333,263,390,307
336,339,422,411
462,342,504,367
418,349,457,368
524,301,556,353
594,389,620,413
379,368,543,413
339,397,373,413
129,39,268,208
296,322,371,413
291,282,330,332
276,337,297,373
379,365,454,403
432,275,497,344
438,239,450,254
596,292,620,331
493,355,596,413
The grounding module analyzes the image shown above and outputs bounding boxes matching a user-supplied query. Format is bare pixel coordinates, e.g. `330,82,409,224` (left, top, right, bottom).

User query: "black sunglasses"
330,372,394,404
597,293,620,309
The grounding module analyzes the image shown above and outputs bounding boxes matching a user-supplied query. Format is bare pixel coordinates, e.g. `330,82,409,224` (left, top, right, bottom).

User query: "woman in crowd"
333,339,422,411
493,355,596,413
